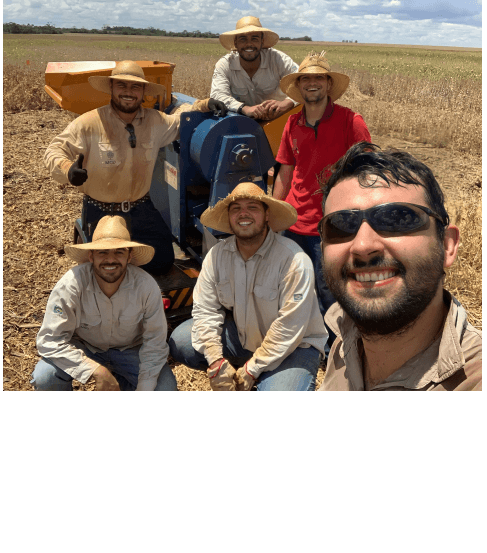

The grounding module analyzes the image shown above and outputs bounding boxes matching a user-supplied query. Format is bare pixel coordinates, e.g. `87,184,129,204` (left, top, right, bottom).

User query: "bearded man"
45,60,226,275
210,16,298,120
318,142,482,391
168,182,328,391
32,216,177,391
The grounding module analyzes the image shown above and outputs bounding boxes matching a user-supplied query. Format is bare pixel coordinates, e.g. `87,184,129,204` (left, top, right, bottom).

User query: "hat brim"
65,238,155,267
88,75,167,98
219,26,279,50
201,190,297,234
280,68,350,104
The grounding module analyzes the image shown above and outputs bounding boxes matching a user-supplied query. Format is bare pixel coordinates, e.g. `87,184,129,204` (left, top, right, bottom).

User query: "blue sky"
3,0,482,47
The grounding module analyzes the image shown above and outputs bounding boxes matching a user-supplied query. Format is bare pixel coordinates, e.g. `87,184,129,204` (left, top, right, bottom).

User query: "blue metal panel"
151,97,277,254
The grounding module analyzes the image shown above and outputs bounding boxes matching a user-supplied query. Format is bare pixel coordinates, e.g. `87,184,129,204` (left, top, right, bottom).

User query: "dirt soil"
3,108,482,391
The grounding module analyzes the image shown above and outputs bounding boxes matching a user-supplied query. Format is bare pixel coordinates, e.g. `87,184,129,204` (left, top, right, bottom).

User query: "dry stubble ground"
3,39,482,391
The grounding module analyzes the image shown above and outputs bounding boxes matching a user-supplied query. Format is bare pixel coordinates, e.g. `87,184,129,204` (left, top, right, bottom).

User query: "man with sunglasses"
318,142,481,391
45,60,226,276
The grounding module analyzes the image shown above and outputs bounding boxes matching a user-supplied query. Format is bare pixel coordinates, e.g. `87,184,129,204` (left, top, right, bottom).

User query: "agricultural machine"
45,60,301,320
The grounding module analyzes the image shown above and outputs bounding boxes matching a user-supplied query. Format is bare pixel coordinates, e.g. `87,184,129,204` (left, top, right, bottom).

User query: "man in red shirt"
273,52,371,351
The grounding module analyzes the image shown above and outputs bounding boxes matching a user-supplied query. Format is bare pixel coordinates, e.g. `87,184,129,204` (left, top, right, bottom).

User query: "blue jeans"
31,344,177,391
168,316,321,391
282,230,337,350
83,196,174,275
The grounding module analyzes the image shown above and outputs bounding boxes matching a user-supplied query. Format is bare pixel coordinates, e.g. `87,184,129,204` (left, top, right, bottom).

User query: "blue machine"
150,93,276,262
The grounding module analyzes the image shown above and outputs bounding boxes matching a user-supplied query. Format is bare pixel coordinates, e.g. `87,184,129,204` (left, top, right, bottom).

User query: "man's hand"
91,365,120,391
235,364,255,391
67,154,88,187
208,99,228,117
241,104,268,119
260,99,294,120
207,359,237,391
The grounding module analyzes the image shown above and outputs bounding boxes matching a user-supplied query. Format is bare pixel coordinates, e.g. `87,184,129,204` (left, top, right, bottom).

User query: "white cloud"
2,0,481,46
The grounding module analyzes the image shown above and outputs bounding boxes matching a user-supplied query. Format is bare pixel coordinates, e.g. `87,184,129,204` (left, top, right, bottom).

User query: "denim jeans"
31,344,178,391
282,229,337,350
169,316,321,391
83,197,174,275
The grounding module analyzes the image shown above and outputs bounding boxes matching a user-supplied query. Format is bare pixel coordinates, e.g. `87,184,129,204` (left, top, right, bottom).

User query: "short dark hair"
321,142,449,240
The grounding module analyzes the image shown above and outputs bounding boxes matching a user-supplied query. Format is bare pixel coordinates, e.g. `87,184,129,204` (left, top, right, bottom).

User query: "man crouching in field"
168,182,328,391
32,216,177,391
318,142,482,391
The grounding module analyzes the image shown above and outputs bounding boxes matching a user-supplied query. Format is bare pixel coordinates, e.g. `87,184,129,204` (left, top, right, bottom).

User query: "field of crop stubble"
3,34,482,391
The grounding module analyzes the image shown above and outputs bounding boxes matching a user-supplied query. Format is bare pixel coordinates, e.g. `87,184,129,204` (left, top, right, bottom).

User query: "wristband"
237,105,244,115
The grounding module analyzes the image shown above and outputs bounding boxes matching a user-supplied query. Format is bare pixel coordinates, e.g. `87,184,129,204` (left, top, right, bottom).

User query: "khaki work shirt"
36,263,169,391
192,230,328,378
210,49,299,112
319,291,482,391
44,102,206,203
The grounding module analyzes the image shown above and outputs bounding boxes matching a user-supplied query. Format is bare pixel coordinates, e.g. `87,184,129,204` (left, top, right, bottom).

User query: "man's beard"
110,97,143,114
229,219,268,243
238,48,261,63
322,244,445,336
302,90,327,105
93,262,127,284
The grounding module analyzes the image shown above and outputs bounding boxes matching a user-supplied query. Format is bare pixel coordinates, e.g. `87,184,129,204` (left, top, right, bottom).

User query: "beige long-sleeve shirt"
319,291,482,391
210,49,299,112
44,101,208,203
191,230,328,378
36,263,169,391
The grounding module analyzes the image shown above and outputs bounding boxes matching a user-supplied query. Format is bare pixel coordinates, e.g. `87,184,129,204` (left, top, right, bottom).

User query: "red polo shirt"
276,102,371,235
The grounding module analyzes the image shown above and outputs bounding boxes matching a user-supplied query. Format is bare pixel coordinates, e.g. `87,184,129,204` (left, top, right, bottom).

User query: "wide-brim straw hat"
201,182,297,234
280,51,350,104
219,16,279,50
65,215,155,266
88,60,166,97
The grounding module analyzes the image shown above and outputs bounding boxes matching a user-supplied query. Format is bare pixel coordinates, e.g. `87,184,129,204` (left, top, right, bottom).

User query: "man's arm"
273,164,294,200
245,254,327,379
36,278,104,384
136,280,170,391
44,118,88,184
191,251,227,366
210,58,248,113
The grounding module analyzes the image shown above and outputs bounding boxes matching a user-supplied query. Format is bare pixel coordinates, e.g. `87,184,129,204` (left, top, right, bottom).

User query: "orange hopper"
44,60,175,115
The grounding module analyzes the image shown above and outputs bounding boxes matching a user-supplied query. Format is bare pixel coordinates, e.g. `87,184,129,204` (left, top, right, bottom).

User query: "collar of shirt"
229,49,269,71
222,227,275,259
108,103,146,126
326,290,467,390
298,99,334,128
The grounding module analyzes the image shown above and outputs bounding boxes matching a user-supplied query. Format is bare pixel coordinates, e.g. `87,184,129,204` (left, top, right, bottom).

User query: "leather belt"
85,194,151,213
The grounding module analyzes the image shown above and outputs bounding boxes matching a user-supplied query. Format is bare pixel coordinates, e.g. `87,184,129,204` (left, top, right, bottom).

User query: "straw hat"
201,182,297,234
280,51,350,104
88,60,166,97
65,216,155,266
219,16,279,50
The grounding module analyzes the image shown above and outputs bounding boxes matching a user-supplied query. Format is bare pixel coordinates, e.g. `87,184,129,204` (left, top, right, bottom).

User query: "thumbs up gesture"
67,154,88,187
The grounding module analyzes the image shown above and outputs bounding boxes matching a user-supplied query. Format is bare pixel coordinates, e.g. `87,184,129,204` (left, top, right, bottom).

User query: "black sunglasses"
125,123,136,148
318,202,446,242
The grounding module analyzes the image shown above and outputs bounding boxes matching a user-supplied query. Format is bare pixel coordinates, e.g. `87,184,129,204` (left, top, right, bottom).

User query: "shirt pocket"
216,280,234,309
253,285,278,302
140,141,155,162
118,313,143,336
260,85,278,96
230,86,250,101
98,142,121,167
77,314,102,340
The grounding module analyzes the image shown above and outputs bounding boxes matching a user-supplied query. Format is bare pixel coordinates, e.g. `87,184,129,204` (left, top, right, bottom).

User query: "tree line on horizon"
3,22,312,41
